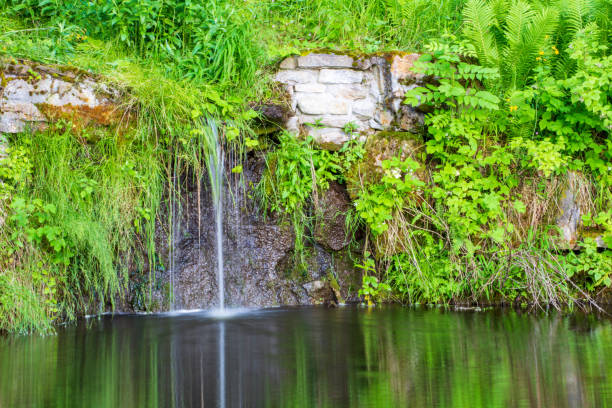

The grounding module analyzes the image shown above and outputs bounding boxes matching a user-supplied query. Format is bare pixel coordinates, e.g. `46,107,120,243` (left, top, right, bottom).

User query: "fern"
514,7,559,86
563,0,595,33
502,1,537,87
463,0,500,66
462,0,601,89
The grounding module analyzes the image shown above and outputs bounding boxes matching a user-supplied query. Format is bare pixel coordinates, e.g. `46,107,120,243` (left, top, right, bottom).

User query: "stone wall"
274,52,425,149
0,59,120,135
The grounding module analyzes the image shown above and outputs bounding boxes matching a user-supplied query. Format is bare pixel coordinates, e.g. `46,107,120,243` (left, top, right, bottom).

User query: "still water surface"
1,306,612,407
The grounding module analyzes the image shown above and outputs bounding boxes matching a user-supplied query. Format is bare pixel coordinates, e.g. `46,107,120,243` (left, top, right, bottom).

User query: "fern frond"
490,0,511,27
499,4,560,88
523,7,560,54
552,52,575,79
501,1,538,88
564,0,595,33
514,7,560,86
504,1,536,49
463,0,500,66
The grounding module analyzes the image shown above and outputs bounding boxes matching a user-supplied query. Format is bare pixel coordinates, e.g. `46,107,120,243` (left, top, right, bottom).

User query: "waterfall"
204,119,225,310
168,151,180,310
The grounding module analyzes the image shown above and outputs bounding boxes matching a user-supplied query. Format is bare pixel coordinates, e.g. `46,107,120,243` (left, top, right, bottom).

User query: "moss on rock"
346,131,425,199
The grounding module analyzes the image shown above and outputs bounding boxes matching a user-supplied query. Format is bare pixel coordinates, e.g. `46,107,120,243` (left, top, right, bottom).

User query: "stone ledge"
297,53,354,68
296,93,350,115
1,59,121,135
319,69,363,84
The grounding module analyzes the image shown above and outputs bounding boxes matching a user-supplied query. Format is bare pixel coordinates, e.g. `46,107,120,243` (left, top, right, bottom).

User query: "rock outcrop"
346,131,425,199
0,58,121,134
275,52,425,150
314,181,352,251
555,171,608,250
150,152,361,310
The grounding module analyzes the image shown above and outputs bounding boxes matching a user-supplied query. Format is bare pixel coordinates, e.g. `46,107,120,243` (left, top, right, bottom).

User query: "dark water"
2,306,612,407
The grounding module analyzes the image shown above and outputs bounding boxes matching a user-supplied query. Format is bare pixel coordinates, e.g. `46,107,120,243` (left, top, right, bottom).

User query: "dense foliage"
0,0,610,332
258,0,611,308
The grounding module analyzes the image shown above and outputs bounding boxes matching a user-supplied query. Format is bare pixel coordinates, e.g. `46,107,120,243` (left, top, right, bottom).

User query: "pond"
1,306,611,407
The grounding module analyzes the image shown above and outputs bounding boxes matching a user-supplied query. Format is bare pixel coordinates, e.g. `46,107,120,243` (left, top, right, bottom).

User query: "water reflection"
1,307,612,407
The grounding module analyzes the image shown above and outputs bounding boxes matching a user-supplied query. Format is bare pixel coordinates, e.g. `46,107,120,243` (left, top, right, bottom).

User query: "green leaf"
489,227,505,244
513,200,527,214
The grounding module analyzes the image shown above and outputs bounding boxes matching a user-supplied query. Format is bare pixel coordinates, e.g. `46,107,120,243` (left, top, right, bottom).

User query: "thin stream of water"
204,119,225,311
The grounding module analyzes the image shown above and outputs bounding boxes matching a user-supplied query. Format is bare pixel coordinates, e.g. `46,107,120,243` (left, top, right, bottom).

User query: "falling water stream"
204,119,227,408
207,126,225,311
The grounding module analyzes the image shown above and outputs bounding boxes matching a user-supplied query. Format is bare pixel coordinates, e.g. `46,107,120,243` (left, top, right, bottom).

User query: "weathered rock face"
555,171,608,250
149,152,361,311
275,52,425,150
0,59,120,134
556,171,582,248
314,181,352,251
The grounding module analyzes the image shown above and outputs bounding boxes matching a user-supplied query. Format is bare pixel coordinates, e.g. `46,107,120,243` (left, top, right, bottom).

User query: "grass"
253,0,466,57
0,121,164,332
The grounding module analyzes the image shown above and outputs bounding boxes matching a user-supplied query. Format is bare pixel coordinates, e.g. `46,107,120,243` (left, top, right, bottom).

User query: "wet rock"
150,152,359,310
304,244,334,280
302,279,338,306
251,103,291,126
315,181,352,251
331,250,363,303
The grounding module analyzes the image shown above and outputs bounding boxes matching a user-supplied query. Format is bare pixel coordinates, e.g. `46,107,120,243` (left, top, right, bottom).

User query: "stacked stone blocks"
275,52,424,150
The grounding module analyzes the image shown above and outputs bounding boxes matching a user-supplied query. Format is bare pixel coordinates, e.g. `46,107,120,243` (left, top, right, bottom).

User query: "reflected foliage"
1,308,612,407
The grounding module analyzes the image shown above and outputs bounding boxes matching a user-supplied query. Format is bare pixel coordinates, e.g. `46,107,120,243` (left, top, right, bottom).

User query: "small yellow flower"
552,46,559,55
536,56,541,61
539,50,545,55
509,105,518,112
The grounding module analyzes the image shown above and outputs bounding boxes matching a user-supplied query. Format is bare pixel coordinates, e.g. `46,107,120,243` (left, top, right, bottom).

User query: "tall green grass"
0,0,263,84
255,0,466,55
0,122,164,332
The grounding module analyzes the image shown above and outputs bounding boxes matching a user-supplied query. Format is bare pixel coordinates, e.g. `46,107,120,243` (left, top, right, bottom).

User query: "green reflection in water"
1,308,611,407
